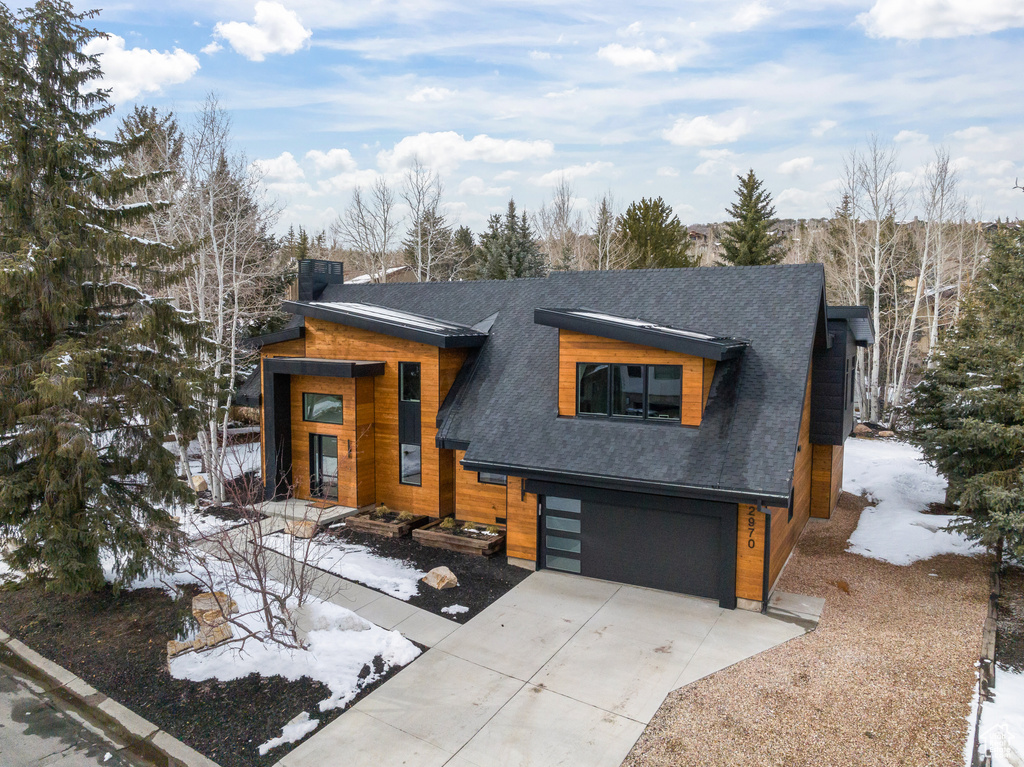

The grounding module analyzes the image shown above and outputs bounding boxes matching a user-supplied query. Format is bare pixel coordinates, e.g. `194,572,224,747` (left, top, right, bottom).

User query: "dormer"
534,308,749,427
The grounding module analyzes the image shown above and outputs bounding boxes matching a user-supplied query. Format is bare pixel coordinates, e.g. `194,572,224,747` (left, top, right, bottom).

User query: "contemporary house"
243,260,872,611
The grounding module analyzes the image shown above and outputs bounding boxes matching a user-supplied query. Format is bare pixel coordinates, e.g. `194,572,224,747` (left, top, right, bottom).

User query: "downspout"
761,501,771,615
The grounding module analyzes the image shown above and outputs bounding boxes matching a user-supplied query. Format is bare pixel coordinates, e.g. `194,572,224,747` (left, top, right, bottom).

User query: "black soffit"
262,357,385,378
828,305,875,346
242,325,305,349
534,308,750,361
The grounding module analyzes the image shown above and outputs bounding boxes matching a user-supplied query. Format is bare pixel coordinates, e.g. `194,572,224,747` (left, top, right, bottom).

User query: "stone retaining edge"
0,626,221,767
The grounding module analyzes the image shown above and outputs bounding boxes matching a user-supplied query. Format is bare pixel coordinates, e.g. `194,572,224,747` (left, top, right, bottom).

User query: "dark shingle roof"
310,264,826,505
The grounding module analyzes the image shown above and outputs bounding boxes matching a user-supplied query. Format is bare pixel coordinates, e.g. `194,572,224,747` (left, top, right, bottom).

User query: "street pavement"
0,661,130,766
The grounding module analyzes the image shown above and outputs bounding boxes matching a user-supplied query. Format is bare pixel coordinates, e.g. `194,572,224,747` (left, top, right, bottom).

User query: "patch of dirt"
324,525,530,621
924,501,957,516
996,565,1024,674
0,580,403,767
623,491,990,767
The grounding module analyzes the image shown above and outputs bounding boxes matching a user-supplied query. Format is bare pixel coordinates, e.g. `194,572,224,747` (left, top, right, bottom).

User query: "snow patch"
258,711,320,756
978,666,1024,767
441,604,469,615
844,439,983,565
263,533,426,601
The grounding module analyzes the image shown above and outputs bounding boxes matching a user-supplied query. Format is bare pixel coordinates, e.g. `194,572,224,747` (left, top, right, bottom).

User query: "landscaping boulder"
192,592,238,622
422,566,458,590
166,639,193,658
878,430,895,438
190,475,209,493
194,622,233,651
285,519,318,539
853,423,873,437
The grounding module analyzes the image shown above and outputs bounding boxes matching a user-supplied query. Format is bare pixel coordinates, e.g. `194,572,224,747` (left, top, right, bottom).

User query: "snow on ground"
99,551,200,595
978,667,1024,767
168,568,421,714
845,438,983,565
258,711,320,756
441,604,469,616
178,505,249,539
264,532,427,601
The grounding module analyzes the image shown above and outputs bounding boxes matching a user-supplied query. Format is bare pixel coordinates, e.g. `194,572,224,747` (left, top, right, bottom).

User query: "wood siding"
767,366,813,591
735,503,767,601
506,477,538,561
454,449,507,525
810,442,845,519
261,337,306,358
355,376,376,507
289,375,357,504
557,329,709,426
297,318,467,516
702,358,716,410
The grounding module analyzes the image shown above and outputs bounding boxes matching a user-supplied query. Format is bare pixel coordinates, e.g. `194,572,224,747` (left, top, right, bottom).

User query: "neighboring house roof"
289,264,828,506
344,265,415,284
235,368,261,408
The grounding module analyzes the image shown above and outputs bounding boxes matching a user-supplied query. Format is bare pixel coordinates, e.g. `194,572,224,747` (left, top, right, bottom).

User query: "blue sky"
60,0,1024,233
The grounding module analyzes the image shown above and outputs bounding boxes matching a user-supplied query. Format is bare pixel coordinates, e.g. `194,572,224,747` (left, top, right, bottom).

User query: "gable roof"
297,264,828,506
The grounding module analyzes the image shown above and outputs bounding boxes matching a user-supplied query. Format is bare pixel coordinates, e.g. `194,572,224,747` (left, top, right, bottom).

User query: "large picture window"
303,393,344,425
576,362,682,422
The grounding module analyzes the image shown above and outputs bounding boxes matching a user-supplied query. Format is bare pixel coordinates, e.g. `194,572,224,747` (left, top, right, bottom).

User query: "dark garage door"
541,493,733,603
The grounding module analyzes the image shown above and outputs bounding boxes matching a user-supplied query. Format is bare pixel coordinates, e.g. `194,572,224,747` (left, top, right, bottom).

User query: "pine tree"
720,169,784,266
615,197,695,269
476,199,545,279
0,1,208,592
903,224,1024,560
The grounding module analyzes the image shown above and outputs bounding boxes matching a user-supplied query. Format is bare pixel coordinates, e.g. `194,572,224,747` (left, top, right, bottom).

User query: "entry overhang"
262,357,386,378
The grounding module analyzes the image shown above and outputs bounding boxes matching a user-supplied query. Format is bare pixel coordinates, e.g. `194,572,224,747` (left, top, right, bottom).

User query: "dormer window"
576,363,682,422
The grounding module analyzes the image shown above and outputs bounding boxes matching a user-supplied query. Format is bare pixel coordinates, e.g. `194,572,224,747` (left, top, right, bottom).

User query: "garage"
537,487,738,607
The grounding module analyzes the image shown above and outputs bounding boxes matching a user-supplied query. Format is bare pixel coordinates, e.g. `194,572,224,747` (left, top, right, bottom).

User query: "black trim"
263,357,385,378
283,301,488,349
243,325,304,350
828,305,875,346
762,504,771,613
262,367,293,501
534,307,749,361
719,504,738,610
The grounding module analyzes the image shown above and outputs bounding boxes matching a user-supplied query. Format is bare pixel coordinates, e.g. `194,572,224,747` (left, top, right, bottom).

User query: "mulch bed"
325,525,531,621
0,579,404,767
997,564,1024,674
624,491,990,767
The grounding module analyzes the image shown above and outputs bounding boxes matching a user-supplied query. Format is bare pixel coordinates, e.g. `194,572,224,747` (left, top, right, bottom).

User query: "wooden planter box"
412,519,506,556
346,509,430,538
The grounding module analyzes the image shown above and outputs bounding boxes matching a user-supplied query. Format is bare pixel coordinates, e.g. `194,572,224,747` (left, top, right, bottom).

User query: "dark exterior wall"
810,320,856,445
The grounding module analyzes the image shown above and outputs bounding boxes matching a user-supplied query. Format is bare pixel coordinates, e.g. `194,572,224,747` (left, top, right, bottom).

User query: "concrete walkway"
275,571,821,767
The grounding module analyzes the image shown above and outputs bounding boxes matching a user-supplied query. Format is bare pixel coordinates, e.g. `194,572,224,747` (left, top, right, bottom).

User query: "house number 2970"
746,508,757,549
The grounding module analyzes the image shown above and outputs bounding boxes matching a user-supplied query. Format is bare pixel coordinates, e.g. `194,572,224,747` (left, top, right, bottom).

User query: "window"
400,362,420,402
400,444,421,486
576,362,682,422
788,491,794,522
302,393,344,425
478,472,507,486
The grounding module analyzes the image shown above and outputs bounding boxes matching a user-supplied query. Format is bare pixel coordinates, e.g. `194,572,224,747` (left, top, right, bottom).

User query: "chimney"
297,259,344,301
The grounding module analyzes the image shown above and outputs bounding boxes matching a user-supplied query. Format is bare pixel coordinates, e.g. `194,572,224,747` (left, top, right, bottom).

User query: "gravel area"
623,492,990,767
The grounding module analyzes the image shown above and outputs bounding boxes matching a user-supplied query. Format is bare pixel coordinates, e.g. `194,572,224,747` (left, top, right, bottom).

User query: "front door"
309,434,339,500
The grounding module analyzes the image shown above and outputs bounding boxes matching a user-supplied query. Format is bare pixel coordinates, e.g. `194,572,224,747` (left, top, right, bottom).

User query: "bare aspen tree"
591,192,623,270
534,176,587,271
332,178,401,282
401,159,455,282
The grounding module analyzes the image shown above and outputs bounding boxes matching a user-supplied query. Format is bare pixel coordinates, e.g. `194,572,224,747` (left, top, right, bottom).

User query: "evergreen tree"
903,224,1024,560
476,199,545,279
719,169,784,266
0,1,208,592
615,197,695,269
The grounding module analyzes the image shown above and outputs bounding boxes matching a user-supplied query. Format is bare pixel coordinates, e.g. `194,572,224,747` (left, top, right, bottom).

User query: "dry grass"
623,492,990,767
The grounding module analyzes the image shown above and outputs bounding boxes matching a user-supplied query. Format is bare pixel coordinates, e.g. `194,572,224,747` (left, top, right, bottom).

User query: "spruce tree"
615,197,695,269
903,224,1024,560
0,1,208,592
720,169,784,266
477,199,545,279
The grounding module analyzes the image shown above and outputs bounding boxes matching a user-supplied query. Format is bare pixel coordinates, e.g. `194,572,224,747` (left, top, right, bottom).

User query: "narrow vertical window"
398,362,422,486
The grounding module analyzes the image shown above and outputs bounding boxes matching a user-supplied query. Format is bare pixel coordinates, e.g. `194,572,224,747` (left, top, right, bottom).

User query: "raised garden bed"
345,507,430,538
412,518,506,557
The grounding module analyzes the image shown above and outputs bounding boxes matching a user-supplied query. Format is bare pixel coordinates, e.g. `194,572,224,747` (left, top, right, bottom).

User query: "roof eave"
243,325,304,350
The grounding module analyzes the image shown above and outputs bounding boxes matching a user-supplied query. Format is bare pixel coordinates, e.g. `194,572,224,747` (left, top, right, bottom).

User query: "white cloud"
306,148,358,174
544,87,579,99
254,151,305,183
201,40,223,55
778,156,815,175
693,149,737,176
597,43,681,72
529,50,552,60
317,168,383,195
407,86,455,102
377,131,554,173
664,115,751,147
457,176,511,196
731,2,775,31
82,35,199,101
858,0,1024,39
534,162,613,186
214,2,311,62
812,119,838,137
952,125,1014,153
657,166,680,177
619,21,644,37
894,129,929,144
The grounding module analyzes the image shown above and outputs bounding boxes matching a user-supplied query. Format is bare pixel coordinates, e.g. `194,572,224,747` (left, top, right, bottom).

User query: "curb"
0,627,221,767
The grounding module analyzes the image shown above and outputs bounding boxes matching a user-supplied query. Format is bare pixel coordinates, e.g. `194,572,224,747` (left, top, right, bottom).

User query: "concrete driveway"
276,571,819,767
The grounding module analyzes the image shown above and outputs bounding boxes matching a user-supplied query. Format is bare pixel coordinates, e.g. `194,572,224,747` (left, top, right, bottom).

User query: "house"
245,259,873,611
